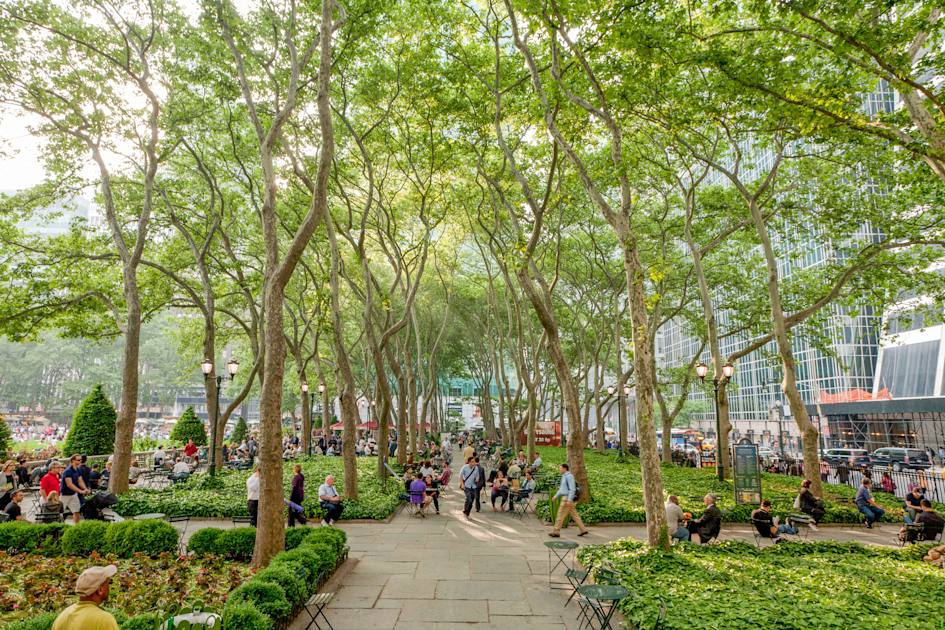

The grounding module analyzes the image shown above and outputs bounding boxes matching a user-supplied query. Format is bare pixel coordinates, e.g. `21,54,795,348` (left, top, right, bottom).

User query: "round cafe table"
577,583,628,630
161,612,220,628
544,540,578,588
133,512,166,521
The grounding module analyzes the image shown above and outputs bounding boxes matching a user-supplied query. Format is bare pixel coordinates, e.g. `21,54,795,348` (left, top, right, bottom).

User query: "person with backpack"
474,456,486,513
548,463,588,538
458,456,481,520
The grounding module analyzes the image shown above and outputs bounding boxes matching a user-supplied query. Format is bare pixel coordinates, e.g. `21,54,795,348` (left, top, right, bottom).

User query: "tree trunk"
301,388,311,456
254,279,288,568
748,200,822,496
109,275,141,495
621,238,668,548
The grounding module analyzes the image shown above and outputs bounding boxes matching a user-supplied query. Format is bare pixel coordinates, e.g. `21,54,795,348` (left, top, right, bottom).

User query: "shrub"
254,565,306,607
187,527,224,556
5,613,57,630
227,581,291,623
269,547,321,583
284,526,317,551
221,601,270,630
0,522,65,555
231,416,248,445
170,406,207,446
120,613,162,630
296,542,337,580
62,384,117,456
104,520,178,558
61,520,109,556
216,527,256,561
0,414,12,456
303,527,346,556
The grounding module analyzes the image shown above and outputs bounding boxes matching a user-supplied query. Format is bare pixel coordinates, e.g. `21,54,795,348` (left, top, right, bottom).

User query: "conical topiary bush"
231,416,248,444
62,384,117,456
170,406,208,446
0,414,12,456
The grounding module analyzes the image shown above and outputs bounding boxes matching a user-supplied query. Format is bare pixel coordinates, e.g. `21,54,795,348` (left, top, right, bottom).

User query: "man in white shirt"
665,495,690,542
246,468,260,527
318,474,343,525
172,458,191,475
153,447,166,467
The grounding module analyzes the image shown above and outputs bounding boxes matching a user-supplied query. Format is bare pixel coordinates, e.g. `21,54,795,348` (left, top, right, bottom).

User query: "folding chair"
168,515,190,554
303,592,334,630
750,518,779,548
511,488,534,519
408,488,427,518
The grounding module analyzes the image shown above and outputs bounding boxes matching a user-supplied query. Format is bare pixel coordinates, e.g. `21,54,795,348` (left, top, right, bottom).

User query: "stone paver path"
284,465,906,630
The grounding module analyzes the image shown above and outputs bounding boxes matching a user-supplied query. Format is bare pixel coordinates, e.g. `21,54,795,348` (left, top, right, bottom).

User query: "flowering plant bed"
0,552,251,624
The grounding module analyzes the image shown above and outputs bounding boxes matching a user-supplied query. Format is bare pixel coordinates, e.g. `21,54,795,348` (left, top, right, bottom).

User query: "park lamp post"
201,357,239,476
301,381,315,456
696,361,734,482
606,383,632,453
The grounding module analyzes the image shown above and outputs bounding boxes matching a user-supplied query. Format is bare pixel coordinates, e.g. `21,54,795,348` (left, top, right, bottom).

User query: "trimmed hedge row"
0,520,179,558
219,526,347,629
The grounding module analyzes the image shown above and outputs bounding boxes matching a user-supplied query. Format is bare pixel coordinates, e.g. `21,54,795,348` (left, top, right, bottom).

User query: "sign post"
732,443,762,505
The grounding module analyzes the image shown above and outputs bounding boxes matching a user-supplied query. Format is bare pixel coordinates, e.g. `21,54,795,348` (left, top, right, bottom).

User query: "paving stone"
330,585,383,609
397,599,489,623
381,576,438,599
435,579,524,601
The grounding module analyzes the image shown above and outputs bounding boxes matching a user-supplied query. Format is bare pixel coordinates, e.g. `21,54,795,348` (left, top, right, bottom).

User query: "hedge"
220,527,348,628
0,520,177,558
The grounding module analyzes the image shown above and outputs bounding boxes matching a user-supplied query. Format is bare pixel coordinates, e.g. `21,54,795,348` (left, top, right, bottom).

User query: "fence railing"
822,465,945,504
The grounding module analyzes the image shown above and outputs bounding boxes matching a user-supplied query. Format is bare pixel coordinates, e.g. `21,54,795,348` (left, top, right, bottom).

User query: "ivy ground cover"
577,538,945,630
0,552,250,625
533,447,931,524
115,456,400,520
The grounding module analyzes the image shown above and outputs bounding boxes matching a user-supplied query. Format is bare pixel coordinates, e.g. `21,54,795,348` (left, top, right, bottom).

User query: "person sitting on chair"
904,487,926,524
796,479,824,530
491,470,510,512
423,474,439,514
751,499,797,541
3,488,26,521
409,476,430,513
904,499,945,543
318,474,344,526
686,493,722,544
665,495,691,543
855,478,885,528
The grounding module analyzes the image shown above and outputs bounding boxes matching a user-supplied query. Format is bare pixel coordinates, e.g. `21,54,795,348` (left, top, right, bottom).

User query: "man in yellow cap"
52,564,119,630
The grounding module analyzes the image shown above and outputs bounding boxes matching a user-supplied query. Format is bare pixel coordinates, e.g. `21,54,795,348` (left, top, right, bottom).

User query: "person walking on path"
459,456,481,519
474,456,486,513
246,466,260,527
52,565,119,630
288,464,305,527
549,463,588,538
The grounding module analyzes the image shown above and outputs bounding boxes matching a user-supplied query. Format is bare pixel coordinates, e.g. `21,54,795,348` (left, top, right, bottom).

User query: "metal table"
133,512,166,521
161,612,220,628
544,540,578,588
577,584,628,630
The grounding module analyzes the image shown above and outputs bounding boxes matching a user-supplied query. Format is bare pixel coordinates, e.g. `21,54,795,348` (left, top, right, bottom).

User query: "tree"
170,406,208,446
62,384,117,456
231,417,249,445
0,415,11,456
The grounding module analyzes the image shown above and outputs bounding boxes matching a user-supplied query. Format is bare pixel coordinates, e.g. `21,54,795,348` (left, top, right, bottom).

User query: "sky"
0,109,47,191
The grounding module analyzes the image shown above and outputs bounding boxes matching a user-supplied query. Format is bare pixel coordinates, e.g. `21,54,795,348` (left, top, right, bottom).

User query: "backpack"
573,485,581,502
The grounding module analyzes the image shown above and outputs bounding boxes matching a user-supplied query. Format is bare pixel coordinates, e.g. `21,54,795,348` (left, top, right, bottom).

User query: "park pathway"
288,463,599,630
286,457,904,630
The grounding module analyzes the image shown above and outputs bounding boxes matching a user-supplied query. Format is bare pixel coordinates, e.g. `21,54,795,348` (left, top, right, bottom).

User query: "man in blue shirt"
855,477,885,528
61,454,90,524
458,457,480,519
549,463,588,537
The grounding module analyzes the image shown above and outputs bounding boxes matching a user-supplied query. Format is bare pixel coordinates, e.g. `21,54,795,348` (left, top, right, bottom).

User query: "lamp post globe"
200,358,213,376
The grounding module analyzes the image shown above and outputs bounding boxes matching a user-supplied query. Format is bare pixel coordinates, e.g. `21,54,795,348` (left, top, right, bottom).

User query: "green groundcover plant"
532,447,941,524
577,537,945,629
115,455,400,520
